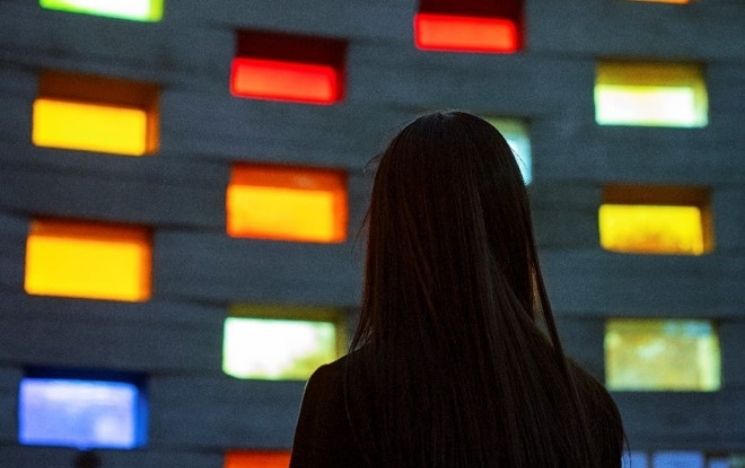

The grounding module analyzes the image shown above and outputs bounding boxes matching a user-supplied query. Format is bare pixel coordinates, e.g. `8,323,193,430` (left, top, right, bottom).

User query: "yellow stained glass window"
24,219,152,302
33,99,149,156
595,62,707,127
599,185,712,255
600,205,705,255
605,319,720,391
223,306,343,380
227,164,347,243
33,71,159,156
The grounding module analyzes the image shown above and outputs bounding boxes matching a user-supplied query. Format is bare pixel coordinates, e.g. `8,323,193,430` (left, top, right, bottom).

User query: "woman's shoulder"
305,354,349,390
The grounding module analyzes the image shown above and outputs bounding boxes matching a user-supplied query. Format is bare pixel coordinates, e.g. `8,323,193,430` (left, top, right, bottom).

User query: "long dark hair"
344,111,624,467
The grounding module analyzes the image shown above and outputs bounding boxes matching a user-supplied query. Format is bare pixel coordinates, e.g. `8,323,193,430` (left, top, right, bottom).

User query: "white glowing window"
595,62,707,128
223,308,342,381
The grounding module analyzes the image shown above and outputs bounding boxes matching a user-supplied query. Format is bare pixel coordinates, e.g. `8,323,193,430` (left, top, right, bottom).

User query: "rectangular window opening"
223,305,345,381
39,0,163,22
599,184,713,255
24,218,152,302
414,0,523,53
631,0,691,4
605,319,721,392
652,451,705,468
33,71,159,156
485,117,532,184
19,369,147,449
225,451,292,468
595,61,707,127
231,30,347,105
227,164,348,243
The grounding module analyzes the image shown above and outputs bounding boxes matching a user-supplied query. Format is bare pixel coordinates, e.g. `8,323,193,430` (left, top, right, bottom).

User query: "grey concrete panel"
542,250,745,318
0,368,22,442
0,212,28,292
613,390,745,451
0,144,227,229
556,318,606,381
0,292,224,373
720,321,745,389
149,376,305,449
529,0,745,62
155,230,362,306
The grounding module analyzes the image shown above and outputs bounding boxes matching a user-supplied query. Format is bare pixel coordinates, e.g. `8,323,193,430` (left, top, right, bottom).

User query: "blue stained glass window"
19,376,146,449
653,451,704,468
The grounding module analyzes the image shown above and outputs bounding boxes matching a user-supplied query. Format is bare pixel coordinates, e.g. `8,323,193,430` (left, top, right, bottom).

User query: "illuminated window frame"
39,0,164,22
599,184,713,256
223,305,347,381
19,368,148,449
33,71,159,156
225,450,292,468
605,318,721,392
231,30,347,105
226,163,348,243
631,0,691,4
595,61,708,128
24,218,153,302
414,0,523,53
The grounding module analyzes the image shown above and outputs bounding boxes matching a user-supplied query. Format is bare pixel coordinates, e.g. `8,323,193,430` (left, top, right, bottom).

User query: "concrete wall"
0,0,744,465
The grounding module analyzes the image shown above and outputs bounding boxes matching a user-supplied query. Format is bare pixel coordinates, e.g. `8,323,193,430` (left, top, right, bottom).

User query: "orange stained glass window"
33,71,159,156
414,13,519,53
227,164,347,243
25,219,152,302
225,451,291,468
231,30,346,105
599,185,713,255
631,0,690,4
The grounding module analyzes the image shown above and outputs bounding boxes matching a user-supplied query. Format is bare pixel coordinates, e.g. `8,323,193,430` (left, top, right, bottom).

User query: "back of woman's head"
345,111,624,467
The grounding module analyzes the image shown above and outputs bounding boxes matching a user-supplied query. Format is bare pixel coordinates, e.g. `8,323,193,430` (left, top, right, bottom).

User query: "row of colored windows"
31,61,708,162
23,182,714,301
39,0,694,53
14,316,722,451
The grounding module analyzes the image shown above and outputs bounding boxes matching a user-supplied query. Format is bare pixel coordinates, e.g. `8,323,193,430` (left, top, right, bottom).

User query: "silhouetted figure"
290,112,625,467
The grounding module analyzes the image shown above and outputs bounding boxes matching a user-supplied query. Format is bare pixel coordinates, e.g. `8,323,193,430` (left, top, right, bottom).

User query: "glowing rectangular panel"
595,62,707,127
486,117,531,183
39,0,163,22
623,452,648,468
227,165,347,243
225,451,291,468
33,98,149,156
25,219,152,302
652,452,704,468
19,377,145,448
223,306,341,380
605,319,721,391
599,204,706,255
631,0,690,4
414,13,519,53
230,58,341,105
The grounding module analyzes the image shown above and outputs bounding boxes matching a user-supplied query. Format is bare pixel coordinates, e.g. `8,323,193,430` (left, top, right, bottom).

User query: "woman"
290,111,625,467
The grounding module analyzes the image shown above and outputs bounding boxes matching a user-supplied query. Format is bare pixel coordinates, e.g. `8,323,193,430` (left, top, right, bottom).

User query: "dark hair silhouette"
344,111,624,467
